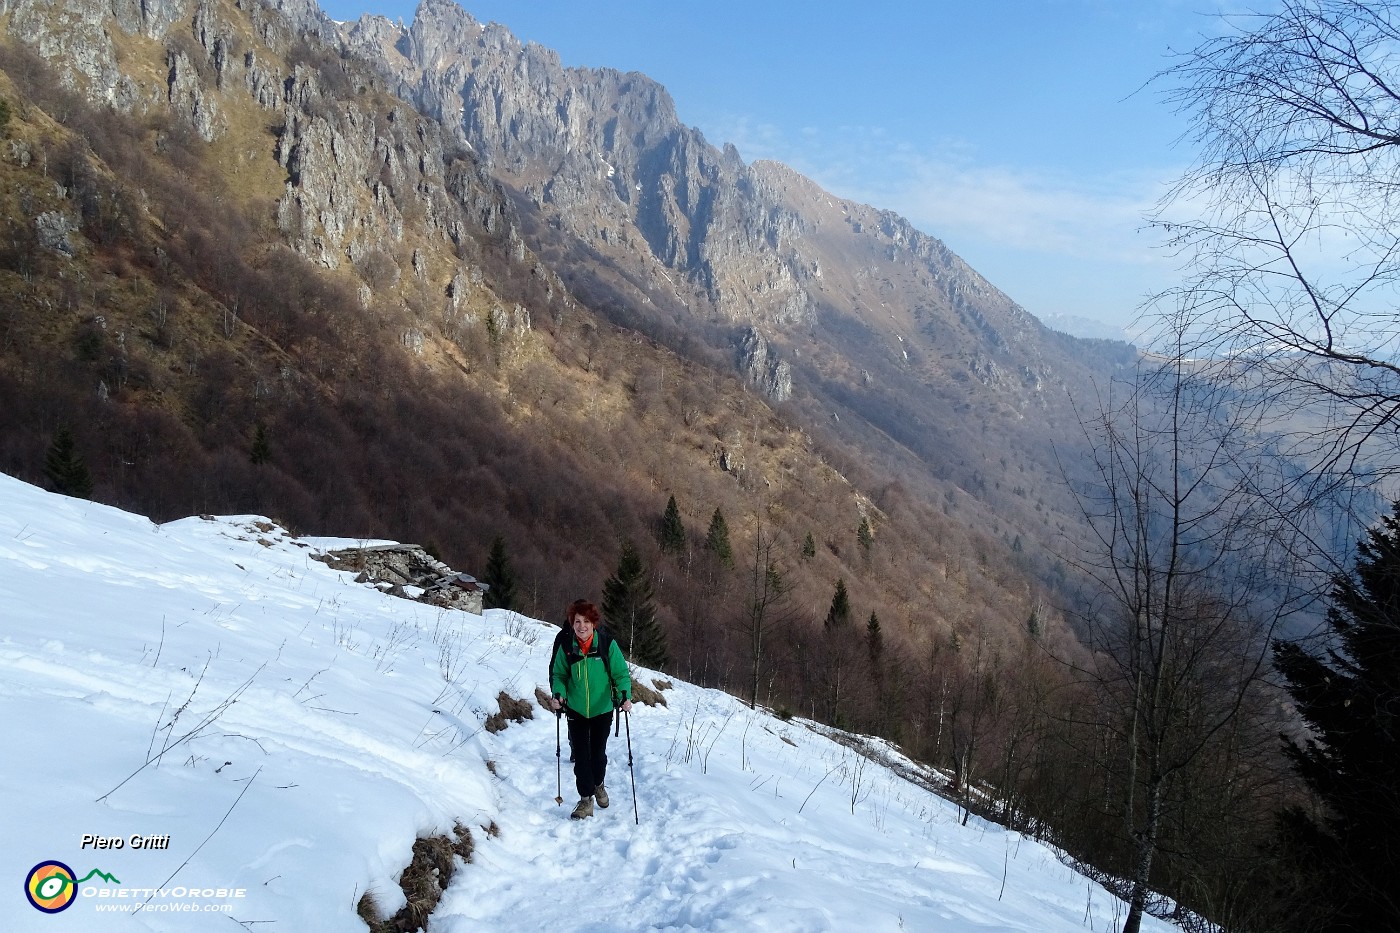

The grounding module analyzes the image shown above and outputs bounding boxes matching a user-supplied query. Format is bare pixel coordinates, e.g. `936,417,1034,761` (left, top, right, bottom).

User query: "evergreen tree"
866,611,883,661
704,507,734,568
481,535,516,611
43,427,93,499
249,423,272,465
825,578,852,630
602,540,669,669
659,494,686,554
1273,504,1400,931
857,516,873,550
867,610,888,734
801,532,816,560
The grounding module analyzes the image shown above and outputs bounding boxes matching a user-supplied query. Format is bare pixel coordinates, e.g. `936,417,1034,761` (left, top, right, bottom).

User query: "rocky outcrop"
36,211,79,256
320,544,489,614
739,327,792,403
2,0,532,309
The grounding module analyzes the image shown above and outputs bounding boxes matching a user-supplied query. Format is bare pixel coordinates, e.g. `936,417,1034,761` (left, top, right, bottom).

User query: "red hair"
567,599,600,626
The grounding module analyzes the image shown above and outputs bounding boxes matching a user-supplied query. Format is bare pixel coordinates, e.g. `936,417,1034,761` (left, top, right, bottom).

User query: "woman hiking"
549,599,632,820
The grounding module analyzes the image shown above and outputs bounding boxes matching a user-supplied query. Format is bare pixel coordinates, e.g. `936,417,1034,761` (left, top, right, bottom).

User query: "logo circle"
25,861,78,913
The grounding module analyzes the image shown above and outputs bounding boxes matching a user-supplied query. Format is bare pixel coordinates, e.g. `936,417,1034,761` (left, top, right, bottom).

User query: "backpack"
552,628,620,703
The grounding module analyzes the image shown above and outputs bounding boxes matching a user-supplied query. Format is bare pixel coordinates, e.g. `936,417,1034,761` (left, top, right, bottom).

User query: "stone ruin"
316,543,489,615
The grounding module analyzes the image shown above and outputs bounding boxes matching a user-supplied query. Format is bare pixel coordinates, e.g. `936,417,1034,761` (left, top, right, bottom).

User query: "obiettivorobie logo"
24,861,120,913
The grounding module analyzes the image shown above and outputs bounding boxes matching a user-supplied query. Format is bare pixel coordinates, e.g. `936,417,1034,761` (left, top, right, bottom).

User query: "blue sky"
319,0,1246,332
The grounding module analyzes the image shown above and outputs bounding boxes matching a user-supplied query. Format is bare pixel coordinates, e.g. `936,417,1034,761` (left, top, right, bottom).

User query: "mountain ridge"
1,0,1118,746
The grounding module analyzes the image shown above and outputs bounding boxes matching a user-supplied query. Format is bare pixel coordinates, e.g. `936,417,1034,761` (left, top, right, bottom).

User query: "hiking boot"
594,785,610,809
570,796,594,820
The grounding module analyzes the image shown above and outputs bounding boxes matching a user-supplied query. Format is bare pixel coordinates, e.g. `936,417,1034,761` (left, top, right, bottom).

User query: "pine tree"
866,611,883,662
801,532,816,559
602,540,669,669
659,495,686,555
1273,503,1400,931
481,535,516,611
704,507,734,568
249,423,272,465
857,516,873,551
43,427,93,499
825,578,852,630
867,610,888,734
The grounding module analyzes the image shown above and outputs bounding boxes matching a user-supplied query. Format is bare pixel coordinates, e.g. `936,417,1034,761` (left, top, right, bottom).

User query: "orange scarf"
578,632,594,657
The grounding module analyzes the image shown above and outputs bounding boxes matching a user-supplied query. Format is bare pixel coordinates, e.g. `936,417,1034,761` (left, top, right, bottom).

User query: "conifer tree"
825,578,852,630
1273,504,1400,931
802,532,816,560
481,535,516,611
43,427,93,499
866,611,883,662
867,610,888,734
704,507,734,568
822,578,855,724
602,540,669,669
659,494,686,554
857,517,873,551
250,423,272,465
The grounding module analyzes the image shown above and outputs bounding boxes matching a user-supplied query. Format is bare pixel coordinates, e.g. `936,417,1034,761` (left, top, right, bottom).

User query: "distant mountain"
337,0,1138,554
0,0,1129,728
1041,313,1135,345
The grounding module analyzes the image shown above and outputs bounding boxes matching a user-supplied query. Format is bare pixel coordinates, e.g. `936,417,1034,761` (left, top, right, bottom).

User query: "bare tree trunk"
1123,774,1164,933
1060,344,1315,927
740,518,793,710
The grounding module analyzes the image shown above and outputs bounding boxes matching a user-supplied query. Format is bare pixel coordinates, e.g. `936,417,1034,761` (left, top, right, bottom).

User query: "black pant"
565,708,613,798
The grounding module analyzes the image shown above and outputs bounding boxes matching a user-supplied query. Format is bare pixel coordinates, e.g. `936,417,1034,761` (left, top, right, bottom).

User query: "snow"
0,471,1173,932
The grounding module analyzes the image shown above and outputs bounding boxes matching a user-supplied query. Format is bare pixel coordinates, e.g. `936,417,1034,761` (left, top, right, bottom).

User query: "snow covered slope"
0,472,1172,932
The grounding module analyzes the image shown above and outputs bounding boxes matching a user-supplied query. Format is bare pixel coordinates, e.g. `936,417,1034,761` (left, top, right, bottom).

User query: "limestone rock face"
334,0,1082,418
4,0,128,104
345,0,820,332
4,0,520,294
36,210,79,255
0,0,1126,496
739,327,793,403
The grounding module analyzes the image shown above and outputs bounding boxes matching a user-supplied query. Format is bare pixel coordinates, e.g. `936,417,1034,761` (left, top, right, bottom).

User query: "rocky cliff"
0,0,1130,648
338,0,1083,414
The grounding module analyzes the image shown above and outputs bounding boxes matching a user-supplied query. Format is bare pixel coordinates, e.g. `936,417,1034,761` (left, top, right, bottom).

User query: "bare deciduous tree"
1063,354,1310,933
736,518,798,709
1155,0,1400,483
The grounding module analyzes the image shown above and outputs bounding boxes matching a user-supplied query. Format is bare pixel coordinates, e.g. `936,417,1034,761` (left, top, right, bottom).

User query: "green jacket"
549,630,631,718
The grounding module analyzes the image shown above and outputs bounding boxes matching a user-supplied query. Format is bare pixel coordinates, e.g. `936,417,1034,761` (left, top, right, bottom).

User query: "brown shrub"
365,823,473,933
484,690,535,733
631,679,667,708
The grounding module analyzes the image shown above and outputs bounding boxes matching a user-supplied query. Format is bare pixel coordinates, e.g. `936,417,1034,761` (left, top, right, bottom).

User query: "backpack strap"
597,630,618,704
552,629,572,668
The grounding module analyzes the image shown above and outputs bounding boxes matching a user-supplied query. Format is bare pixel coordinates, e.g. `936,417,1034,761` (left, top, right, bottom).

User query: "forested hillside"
5,0,1388,929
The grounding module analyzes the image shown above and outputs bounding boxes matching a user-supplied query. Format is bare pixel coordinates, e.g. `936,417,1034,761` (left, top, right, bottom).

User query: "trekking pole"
624,708,638,825
554,702,564,806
